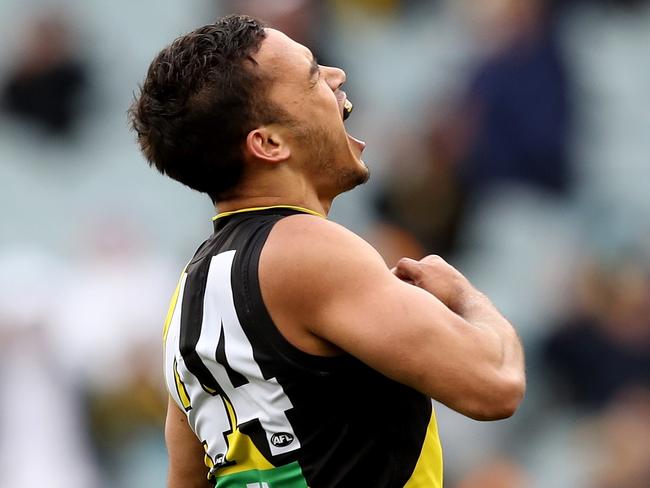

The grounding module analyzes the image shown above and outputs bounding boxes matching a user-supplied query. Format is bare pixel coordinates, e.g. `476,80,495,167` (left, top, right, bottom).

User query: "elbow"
466,372,526,421
487,371,526,420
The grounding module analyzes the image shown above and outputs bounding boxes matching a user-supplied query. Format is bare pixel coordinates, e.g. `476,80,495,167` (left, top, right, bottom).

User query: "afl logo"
271,432,294,447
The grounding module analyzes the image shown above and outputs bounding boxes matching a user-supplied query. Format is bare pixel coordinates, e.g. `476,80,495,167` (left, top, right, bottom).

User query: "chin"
355,158,370,184
316,126,369,194
336,157,370,194
344,132,369,185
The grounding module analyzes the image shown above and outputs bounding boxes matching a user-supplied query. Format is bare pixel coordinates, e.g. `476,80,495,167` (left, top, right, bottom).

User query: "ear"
245,126,291,164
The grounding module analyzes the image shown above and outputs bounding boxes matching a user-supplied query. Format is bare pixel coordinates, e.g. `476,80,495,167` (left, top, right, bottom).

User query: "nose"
323,65,346,90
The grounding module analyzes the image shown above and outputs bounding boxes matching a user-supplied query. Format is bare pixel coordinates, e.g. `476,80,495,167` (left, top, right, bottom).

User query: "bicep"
313,258,483,404
165,397,209,488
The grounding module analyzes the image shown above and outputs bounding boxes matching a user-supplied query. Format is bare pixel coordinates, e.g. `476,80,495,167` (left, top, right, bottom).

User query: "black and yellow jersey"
163,206,443,487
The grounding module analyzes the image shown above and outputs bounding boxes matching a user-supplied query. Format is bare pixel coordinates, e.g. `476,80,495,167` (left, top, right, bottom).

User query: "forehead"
254,28,311,79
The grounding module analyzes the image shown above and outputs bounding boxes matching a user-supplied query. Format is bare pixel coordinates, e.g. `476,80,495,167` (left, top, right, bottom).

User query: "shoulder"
269,213,361,246
258,214,401,341
261,214,388,287
258,214,393,343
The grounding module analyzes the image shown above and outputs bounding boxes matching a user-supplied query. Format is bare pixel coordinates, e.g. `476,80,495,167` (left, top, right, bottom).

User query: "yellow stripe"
162,268,186,343
217,397,275,475
212,205,325,221
223,396,238,427
403,407,443,487
202,441,215,472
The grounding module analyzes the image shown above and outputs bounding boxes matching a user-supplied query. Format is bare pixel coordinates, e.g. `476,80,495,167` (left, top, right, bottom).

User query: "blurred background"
1,0,649,487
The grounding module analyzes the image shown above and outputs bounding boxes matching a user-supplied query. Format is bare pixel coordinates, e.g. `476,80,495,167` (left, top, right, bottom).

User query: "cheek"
323,88,342,117
270,84,312,120
309,82,340,118
284,84,344,134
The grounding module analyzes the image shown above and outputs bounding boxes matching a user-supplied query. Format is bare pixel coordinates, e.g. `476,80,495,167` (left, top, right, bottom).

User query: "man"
130,14,525,488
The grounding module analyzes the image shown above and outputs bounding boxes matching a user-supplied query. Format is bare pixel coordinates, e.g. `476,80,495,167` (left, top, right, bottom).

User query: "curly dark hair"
129,15,286,202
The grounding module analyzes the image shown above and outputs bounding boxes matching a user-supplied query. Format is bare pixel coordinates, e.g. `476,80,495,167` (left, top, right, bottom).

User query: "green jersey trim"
215,461,308,488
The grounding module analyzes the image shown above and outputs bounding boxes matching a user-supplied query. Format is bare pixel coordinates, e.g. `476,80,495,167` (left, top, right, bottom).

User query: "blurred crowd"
1,0,649,487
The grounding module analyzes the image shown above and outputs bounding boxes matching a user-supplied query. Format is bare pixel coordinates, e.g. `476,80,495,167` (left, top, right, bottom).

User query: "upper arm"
165,397,209,488
259,216,501,414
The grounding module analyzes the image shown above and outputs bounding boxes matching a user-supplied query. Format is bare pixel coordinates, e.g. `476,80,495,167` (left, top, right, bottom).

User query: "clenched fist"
392,255,479,314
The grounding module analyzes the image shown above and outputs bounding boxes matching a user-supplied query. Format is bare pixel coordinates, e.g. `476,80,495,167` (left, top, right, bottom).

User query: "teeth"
343,99,353,121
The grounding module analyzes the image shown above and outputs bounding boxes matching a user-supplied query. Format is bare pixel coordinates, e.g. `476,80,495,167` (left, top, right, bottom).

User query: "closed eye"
309,55,320,86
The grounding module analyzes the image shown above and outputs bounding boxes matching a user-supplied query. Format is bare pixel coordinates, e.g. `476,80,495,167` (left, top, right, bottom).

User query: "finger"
394,257,422,282
420,254,445,265
391,265,416,285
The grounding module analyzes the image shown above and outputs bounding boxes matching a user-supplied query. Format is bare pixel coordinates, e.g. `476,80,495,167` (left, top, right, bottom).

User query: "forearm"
446,289,526,419
455,290,525,376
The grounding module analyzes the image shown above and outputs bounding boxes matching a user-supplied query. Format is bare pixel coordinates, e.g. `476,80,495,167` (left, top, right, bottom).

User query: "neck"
216,162,338,217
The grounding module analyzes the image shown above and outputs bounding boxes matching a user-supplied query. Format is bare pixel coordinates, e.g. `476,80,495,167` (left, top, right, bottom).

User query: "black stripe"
234,217,349,373
179,257,225,397
216,321,249,388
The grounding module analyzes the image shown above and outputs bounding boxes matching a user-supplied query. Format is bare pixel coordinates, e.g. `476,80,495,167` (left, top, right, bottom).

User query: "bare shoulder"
267,213,370,249
260,215,392,293
258,214,393,354
261,213,387,279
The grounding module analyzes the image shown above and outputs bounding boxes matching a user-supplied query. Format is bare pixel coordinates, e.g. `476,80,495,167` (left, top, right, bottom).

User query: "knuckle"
421,254,445,266
398,258,422,275
396,257,409,267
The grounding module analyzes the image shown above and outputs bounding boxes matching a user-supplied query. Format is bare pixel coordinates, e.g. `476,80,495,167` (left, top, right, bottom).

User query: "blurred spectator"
583,392,650,487
329,0,435,19
553,0,649,9
454,0,572,197
455,457,530,488
0,248,99,488
49,214,175,387
374,0,572,256
364,219,425,268
47,215,176,486
543,255,650,410
87,343,167,488
221,0,334,64
1,11,88,137
374,129,466,255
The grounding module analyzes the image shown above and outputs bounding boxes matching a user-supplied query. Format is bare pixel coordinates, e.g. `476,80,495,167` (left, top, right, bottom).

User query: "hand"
392,255,476,313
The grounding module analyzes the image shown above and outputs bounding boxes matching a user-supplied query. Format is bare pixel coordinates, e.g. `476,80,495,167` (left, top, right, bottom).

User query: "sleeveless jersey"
163,207,443,487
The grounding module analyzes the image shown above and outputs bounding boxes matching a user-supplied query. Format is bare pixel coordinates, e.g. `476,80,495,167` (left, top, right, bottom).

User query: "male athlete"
130,14,525,488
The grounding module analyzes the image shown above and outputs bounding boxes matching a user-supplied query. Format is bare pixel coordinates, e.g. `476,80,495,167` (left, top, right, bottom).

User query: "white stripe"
196,251,300,456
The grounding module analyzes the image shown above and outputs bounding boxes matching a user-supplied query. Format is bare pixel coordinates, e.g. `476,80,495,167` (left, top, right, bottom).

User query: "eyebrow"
308,53,320,80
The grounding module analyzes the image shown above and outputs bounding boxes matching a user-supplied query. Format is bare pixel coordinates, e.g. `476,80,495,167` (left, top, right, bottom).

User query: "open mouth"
343,99,353,121
336,90,352,122
337,92,366,153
